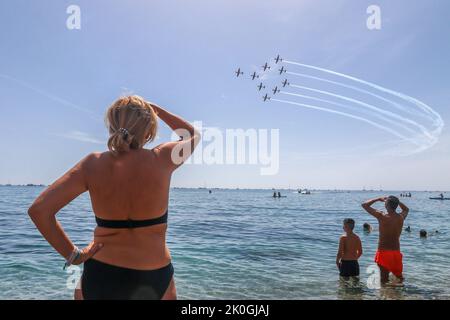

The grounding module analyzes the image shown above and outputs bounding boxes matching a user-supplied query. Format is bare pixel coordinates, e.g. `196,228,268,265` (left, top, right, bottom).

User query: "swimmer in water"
363,223,372,233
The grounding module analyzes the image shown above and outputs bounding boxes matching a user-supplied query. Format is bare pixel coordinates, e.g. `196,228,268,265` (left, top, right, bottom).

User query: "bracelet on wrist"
63,247,82,270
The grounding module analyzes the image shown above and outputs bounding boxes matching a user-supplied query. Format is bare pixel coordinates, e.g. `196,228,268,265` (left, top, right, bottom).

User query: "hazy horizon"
1,184,448,193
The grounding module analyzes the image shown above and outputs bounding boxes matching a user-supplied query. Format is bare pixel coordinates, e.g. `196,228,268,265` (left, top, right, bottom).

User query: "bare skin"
28,102,200,300
336,225,363,270
362,197,409,284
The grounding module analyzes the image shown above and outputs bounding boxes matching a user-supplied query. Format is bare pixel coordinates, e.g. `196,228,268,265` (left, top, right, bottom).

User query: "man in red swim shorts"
362,196,409,284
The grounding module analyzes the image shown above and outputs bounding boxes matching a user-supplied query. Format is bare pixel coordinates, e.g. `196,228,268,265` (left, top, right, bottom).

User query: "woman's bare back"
85,147,174,270
29,100,200,300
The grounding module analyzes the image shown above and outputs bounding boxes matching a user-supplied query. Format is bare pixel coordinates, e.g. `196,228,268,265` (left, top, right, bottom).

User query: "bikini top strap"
95,210,168,229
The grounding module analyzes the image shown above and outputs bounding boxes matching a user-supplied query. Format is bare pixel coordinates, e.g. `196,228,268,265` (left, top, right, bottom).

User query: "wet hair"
363,223,371,230
420,229,427,238
105,95,158,155
385,195,400,212
343,218,355,231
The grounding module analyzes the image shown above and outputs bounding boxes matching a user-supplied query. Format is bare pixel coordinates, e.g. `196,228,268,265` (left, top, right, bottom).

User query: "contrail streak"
271,98,420,146
0,74,102,123
289,83,433,140
283,60,444,132
286,71,430,121
280,91,419,136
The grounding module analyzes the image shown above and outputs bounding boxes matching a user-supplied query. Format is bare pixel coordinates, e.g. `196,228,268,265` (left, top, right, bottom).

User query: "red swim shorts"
374,250,403,278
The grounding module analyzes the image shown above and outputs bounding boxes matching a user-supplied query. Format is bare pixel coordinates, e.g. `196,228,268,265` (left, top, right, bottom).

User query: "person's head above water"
420,229,427,238
343,218,355,232
105,95,158,155
385,195,400,213
363,222,371,232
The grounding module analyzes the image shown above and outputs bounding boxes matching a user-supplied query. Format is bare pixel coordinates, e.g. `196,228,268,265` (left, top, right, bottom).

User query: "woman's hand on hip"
73,241,103,265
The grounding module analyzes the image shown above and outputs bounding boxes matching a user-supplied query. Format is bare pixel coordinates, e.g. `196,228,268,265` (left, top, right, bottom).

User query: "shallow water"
1,186,449,299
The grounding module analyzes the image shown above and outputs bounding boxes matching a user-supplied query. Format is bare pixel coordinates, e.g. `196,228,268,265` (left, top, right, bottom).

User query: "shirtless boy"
336,218,363,278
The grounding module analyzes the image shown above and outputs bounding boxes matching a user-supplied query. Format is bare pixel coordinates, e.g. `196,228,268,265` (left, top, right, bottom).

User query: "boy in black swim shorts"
336,218,363,278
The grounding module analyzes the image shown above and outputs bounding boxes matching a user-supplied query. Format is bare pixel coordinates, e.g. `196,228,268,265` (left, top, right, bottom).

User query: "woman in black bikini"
28,96,200,299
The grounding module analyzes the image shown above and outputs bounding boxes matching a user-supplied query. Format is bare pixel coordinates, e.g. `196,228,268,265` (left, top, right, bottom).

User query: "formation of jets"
235,55,289,102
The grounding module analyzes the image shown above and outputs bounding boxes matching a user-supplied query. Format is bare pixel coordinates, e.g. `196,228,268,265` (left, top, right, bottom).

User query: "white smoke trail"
280,91,419,136
289,83,433,140
286,71,429,121
283,60,444,132
271,98,420,146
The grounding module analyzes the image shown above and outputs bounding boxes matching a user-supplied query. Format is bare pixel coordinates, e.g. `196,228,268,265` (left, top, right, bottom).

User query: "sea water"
0,186,449,299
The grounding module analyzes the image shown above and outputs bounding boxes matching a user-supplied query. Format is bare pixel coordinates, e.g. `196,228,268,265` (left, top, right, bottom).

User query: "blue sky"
0,0,449,190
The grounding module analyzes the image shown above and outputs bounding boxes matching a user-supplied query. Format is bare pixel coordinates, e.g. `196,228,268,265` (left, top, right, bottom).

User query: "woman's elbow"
191,128,201,148
193,128,201,141
28,204,40,220
28,204,47,221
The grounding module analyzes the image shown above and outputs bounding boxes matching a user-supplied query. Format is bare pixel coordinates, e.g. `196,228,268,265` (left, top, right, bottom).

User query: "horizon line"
0,184,448,193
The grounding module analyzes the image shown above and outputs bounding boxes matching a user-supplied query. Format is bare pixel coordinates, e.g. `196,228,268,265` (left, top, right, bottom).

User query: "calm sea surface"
1,186,449,299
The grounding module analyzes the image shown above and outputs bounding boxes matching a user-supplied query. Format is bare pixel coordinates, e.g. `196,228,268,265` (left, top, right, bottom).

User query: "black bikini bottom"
81,258,174,300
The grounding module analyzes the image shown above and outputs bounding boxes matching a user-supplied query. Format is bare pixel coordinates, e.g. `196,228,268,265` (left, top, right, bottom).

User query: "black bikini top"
95,210,168,229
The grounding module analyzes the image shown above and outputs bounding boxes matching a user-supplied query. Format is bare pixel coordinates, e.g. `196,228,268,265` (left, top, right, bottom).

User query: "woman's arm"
28,154,102,263
150,103,201,169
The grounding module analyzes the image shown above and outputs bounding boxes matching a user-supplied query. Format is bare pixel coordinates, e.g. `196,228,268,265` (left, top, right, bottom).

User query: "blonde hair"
105,95,158,155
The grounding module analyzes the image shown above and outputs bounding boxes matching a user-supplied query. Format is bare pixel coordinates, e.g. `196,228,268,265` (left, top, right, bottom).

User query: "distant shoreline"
0,184,448,193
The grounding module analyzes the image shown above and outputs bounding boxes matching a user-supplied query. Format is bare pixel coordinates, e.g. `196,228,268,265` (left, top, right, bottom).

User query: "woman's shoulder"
79,151,110,168
80,149,160,169
83,151,107,161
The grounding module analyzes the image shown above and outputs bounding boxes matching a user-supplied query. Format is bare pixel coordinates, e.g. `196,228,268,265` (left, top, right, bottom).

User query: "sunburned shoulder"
77,152,103,170
377,210,388,218
344,233,360,241
83,151,106,163
153,142,175,153
85,149,156,160
384,212,403,220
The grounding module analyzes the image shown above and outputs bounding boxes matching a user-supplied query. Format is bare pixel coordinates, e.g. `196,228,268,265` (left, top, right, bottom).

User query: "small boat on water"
430,193,449,200
297,188,311,194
